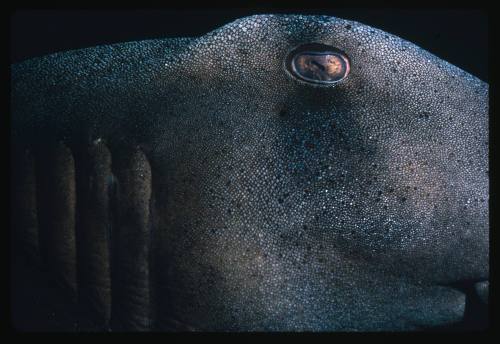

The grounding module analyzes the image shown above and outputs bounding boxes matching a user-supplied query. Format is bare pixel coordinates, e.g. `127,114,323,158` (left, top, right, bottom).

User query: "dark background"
10,9,488,82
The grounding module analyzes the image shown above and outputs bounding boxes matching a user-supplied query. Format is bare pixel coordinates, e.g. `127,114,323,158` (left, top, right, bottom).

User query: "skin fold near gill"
10,14,488,331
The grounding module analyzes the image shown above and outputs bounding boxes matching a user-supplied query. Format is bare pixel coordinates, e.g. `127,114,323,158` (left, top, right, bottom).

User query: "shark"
10,14,489,331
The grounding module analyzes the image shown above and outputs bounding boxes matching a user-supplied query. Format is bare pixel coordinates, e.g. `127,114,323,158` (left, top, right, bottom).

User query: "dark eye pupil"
286,44,350,84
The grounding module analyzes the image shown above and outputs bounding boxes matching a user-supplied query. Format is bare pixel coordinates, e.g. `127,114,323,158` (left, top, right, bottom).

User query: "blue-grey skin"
10,14,488,331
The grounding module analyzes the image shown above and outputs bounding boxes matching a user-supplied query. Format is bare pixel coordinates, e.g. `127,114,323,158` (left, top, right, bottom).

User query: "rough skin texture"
11,14,488,331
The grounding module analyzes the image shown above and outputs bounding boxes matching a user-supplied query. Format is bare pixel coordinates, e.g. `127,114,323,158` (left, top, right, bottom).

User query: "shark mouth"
10,140,489,331
427,279,489,331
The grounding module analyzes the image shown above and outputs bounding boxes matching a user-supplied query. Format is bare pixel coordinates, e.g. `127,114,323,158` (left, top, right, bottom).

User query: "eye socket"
286,44,350,85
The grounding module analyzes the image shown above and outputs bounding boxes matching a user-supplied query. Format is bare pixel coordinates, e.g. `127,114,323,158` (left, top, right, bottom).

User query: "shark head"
11,14,488,331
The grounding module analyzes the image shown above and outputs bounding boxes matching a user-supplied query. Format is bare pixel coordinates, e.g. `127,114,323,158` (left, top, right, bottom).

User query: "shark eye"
286,44,350,85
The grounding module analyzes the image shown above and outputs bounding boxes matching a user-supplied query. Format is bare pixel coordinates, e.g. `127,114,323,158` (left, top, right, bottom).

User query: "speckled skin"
11,14,488,331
